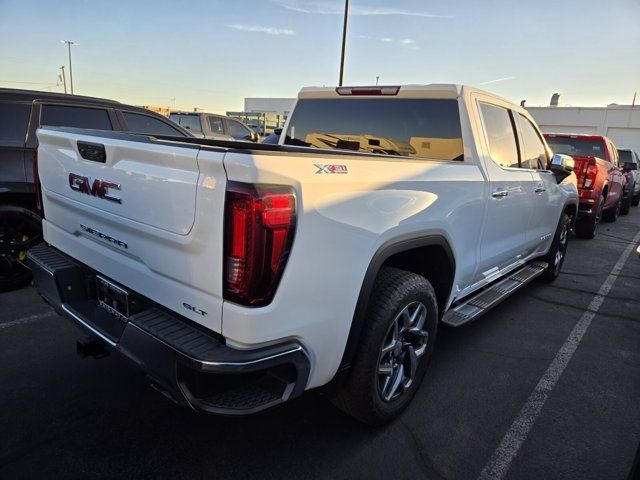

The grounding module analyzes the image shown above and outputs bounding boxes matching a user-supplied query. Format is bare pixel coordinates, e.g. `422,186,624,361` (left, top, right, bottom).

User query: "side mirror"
550,153,574,182
623,161,638,171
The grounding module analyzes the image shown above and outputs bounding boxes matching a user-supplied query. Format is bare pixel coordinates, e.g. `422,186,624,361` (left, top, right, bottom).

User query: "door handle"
492,190,509,198
534,186,546,193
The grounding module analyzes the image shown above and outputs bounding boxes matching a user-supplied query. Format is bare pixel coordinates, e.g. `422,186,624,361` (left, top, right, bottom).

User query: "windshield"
284,98,463,161
546,137,606,160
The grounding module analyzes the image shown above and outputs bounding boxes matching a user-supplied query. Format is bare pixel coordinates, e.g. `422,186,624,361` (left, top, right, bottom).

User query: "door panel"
476,102,532,282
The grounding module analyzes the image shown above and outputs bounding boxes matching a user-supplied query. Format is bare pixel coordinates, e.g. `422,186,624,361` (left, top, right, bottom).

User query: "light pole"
338,0,349,86
59,65,67,94
61,40,76,94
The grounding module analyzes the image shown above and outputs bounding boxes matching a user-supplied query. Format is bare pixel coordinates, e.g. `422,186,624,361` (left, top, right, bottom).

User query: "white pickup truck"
29,84,578,425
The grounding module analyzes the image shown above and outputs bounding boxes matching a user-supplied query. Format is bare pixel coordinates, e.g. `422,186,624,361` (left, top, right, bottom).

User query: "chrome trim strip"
61,304,117,347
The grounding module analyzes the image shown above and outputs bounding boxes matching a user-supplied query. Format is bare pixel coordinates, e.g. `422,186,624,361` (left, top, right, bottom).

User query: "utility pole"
338,0,349,86
375,76,379,86
59,66,67,94
61,40,76,94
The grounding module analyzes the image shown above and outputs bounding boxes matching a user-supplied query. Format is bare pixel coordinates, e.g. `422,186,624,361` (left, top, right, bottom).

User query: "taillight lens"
224,182,296,306
33,149,44,216
583,163,598,189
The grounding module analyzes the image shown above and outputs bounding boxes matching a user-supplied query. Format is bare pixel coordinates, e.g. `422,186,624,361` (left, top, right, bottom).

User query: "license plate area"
96,275,130,322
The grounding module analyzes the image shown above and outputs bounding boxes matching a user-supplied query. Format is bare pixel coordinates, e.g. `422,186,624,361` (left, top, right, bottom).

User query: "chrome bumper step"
442,260,548,327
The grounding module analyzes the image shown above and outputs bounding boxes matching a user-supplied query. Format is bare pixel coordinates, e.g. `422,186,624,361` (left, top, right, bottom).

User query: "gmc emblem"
68,173,121,204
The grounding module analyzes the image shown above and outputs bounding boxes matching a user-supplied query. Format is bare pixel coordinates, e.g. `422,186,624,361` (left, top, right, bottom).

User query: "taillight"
33,149,44,216
583,163,598,189
224,182,296,306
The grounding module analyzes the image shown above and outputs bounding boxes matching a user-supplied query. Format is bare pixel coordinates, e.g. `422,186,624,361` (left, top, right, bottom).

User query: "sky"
1,0,639,113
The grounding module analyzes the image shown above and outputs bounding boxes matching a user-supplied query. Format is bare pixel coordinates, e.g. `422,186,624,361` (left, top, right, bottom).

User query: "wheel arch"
335,234,455,379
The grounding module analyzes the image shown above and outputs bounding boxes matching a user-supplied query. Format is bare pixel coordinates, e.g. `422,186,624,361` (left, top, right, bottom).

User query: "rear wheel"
575,196,603,239
542,213,570,282
0,205,42,292
333,267,438,426
632,192,640,207
603,196,621,222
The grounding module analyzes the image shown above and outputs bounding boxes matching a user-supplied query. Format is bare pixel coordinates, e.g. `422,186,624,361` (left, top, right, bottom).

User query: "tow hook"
76,337,110,359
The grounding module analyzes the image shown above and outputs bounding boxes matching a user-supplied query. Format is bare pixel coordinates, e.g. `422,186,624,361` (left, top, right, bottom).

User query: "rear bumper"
27,243,310,415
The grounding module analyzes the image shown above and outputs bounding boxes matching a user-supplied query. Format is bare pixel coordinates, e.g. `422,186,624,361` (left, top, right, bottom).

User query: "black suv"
0,88,191,291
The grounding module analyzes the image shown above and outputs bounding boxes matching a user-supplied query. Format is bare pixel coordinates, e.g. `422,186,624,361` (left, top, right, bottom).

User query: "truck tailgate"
36,128,227,332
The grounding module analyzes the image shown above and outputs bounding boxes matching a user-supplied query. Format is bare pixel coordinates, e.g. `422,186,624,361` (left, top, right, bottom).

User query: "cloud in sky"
228,24,296,35
273,0,453,18
479,76,516,85
359,35,418,48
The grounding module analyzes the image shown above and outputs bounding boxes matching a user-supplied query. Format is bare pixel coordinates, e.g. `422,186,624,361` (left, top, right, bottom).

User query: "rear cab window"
545,136,607,161
0,101,31,147
284,98,463,161
40,104,113,130
169,114,202,133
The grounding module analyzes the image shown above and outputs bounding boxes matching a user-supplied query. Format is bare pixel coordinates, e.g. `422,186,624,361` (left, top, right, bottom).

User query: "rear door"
36,128,227,332
476,101,533,281
515,113,561,255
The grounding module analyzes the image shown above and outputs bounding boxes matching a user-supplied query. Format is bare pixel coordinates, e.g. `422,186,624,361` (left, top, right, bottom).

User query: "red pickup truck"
544,134,626,238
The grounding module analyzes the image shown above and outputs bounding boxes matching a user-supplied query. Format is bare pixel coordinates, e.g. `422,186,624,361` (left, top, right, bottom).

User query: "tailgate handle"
77,141,107,163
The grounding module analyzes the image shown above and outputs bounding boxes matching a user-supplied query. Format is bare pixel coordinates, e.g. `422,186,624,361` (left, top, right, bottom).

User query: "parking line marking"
478,228,640,480
0,311,55,330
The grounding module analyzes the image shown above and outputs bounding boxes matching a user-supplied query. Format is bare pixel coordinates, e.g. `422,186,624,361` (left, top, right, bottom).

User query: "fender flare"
336,233,455,376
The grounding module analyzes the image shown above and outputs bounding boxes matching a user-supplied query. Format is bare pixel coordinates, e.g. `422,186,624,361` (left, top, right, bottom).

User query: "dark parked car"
0,88,191,291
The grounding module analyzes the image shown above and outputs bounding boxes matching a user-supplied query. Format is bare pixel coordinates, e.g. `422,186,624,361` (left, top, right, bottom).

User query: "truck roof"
297,84,511,102
0,87,122,106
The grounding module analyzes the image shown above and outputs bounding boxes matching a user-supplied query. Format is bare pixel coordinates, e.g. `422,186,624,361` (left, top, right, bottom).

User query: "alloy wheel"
377,301,429,402
554,221,569,274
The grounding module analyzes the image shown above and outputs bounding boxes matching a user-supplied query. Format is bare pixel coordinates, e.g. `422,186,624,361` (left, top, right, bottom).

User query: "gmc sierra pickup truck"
29,84,578,425
545,133,626,238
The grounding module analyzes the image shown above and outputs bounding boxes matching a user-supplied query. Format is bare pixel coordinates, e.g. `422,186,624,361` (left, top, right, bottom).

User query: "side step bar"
442,260,548,327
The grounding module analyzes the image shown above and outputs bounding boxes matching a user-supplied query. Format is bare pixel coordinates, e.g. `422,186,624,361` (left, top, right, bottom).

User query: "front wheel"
333,267,438,426
542,213,571,282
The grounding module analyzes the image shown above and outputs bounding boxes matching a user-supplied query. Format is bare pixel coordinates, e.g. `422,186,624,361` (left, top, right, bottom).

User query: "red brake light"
224,182,296,306
336,86,400,96
33,149,44,216
583,163,598,189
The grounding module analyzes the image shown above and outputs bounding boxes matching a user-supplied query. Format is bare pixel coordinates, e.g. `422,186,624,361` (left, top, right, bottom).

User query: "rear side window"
122,112,182,136
284,98,463,161
479,103,519,168
0,102,31,146
516,114,548,169
40,105,112,130
227,119,252,140
169,114,202,132
208,116,224,134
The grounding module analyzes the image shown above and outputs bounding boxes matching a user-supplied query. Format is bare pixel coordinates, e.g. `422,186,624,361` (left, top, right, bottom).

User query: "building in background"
244,98,295,116
141,105,171,116
527,105,640,152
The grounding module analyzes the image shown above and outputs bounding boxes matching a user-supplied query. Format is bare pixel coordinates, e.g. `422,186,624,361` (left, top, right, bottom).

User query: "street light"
338,0,349,86
60,40,76,94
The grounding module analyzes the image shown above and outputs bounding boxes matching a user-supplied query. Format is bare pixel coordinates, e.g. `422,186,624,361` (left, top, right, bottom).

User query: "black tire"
621,188,632,215
603,195,621,222
575,196,603,239
333,267,438,426
542,213,571,282
632,193,640,207
0,205,42,292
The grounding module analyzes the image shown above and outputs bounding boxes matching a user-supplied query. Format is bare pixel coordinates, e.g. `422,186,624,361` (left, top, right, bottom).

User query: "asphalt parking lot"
1,211,639,480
